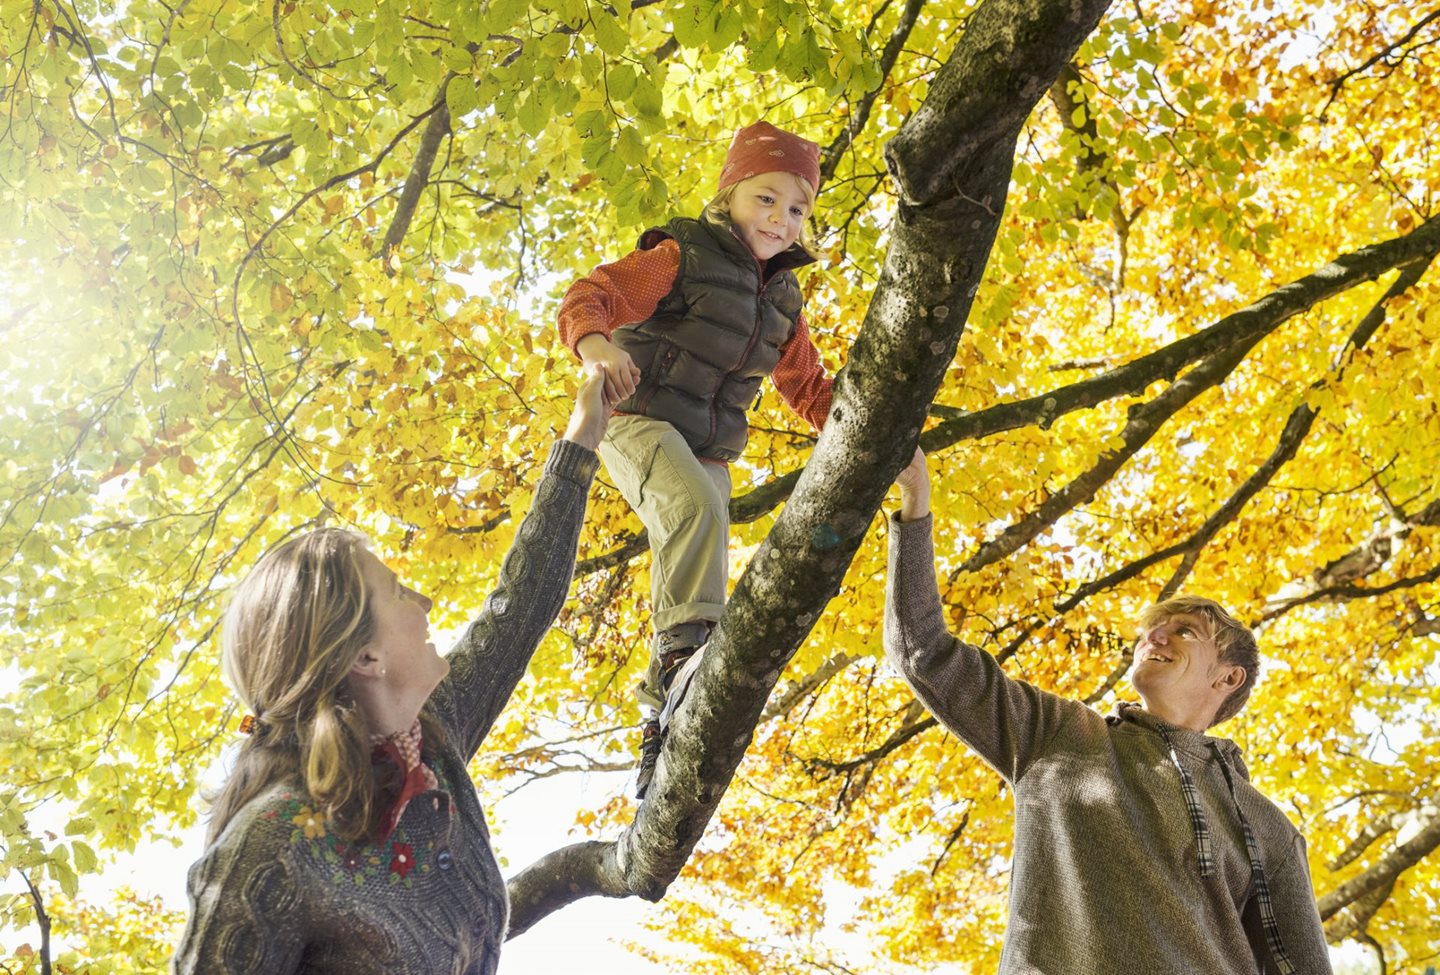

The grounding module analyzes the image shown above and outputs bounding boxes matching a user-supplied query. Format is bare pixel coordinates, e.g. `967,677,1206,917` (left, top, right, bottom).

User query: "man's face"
1130,612,1234,723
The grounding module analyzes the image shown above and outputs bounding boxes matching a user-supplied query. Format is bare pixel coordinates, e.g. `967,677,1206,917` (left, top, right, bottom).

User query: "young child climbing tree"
557,120,837,799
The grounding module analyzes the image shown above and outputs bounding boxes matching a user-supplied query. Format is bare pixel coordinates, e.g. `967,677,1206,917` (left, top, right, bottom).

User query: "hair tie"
239,714,258,735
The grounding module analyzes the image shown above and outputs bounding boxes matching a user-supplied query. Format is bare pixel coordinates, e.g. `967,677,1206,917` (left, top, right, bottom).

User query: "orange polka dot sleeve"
557,240,682,355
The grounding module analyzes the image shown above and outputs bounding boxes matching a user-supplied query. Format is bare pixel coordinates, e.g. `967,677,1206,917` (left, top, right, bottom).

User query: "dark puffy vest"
611,214,815,462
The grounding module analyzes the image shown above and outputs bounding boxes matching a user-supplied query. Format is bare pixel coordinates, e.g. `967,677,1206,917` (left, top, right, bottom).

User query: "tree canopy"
1,0,1438,971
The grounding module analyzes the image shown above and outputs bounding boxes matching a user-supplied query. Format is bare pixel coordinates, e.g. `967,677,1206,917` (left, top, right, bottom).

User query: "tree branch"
504,0,1117,933
1320,10,1440,119
18,870,51,975
1157,252,1435,599
505,841,630,938
1318,803,1440,923
819,0,927,185
1331,811,1403,872
805,709,938,776
381,77,454,259
762,653,857,722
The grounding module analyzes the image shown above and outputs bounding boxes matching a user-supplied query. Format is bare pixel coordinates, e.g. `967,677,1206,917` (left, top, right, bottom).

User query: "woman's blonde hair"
206,528,440,844
704,172,820,258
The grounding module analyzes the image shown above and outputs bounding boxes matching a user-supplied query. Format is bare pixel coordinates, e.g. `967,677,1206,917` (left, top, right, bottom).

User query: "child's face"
726,173,812,261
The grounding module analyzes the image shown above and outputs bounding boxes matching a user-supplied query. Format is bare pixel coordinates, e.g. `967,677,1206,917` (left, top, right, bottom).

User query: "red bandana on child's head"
718,121,821,194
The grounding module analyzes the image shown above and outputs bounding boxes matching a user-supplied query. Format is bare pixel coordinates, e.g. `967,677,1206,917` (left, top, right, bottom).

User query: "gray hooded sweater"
173,440,598,975
885,513,1333,975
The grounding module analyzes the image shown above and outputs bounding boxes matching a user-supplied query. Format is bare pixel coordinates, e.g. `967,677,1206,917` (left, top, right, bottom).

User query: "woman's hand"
563,362,611,452
577,334,641,407
895,446,930,522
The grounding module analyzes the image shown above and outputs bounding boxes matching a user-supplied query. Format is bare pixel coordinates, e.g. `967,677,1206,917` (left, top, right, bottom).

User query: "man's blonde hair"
705,172,820,258
1139,595,1259,727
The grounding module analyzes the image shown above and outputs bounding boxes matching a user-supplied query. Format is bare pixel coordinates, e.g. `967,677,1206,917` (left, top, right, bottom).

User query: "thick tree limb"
1265,494,1440,621
1324,877,1396,943
505,0,1116,934
1332,811,1403,872
505,840,629,937
762,652,857,722
1157,254,1435,599
924,214,1440,448
1320,10,1440,119
1318,803,1440,923
1262,562,1440,623
951,330,1265,579
994,244,1422,650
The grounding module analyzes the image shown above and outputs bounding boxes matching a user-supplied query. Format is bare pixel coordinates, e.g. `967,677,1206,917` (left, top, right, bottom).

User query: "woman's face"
356,549,448,703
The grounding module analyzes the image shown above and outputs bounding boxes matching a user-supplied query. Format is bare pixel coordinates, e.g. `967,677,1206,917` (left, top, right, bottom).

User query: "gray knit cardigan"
173,440,598,975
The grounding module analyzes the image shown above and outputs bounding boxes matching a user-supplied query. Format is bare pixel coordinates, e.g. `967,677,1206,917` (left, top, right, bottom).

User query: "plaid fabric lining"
1209,743,1298,975
1158,725,1214,877
1158,723,1296,974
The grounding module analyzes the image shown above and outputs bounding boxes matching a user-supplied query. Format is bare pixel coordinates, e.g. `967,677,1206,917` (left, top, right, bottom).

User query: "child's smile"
727,173,812,261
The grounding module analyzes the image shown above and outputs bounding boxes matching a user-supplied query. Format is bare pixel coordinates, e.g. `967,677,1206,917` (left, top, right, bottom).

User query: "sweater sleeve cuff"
546,439,600,484
885,511,952,656
891,511,936,560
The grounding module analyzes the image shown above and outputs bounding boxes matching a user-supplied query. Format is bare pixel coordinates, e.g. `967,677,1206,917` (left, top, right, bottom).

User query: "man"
885,450,1332,974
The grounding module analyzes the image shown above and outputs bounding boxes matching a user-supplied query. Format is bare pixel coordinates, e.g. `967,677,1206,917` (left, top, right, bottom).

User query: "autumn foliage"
1,0,1437,970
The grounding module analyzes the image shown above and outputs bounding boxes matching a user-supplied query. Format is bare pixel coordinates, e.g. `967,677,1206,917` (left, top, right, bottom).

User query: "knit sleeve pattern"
428,438,598,759
883,512,1081,783
172,801,308,975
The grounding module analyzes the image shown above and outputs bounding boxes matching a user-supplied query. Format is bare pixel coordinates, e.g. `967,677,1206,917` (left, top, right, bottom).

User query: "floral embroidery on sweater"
264,790,439,888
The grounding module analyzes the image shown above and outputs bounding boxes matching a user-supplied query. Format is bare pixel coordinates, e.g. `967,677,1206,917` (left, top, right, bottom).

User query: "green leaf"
633,75,664,118
486,0,529,33
446,76,478,118
72,840,98,874
517,92,549,137
615,126,645,165
608,64,637,101
747,32,781,73
591,10,629,55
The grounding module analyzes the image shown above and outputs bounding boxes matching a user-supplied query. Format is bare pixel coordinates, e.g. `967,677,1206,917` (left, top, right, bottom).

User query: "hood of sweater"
1107,700,1250,780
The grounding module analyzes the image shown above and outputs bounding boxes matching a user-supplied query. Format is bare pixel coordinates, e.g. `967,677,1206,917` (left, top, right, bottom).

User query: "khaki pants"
598,414,731,709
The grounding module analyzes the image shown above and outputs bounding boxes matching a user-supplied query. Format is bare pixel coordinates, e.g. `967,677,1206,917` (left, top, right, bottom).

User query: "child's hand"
563,363,611,452
895,446,930,522
577,334,641,408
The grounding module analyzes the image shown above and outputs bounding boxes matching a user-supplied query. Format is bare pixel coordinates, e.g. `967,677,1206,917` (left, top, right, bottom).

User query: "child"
558,120,835,798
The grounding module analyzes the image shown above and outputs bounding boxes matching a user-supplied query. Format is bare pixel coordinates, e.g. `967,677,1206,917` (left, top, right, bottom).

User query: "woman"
173,368,609,974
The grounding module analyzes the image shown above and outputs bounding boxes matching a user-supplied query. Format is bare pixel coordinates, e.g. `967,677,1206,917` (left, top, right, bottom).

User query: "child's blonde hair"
705,172,820,259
